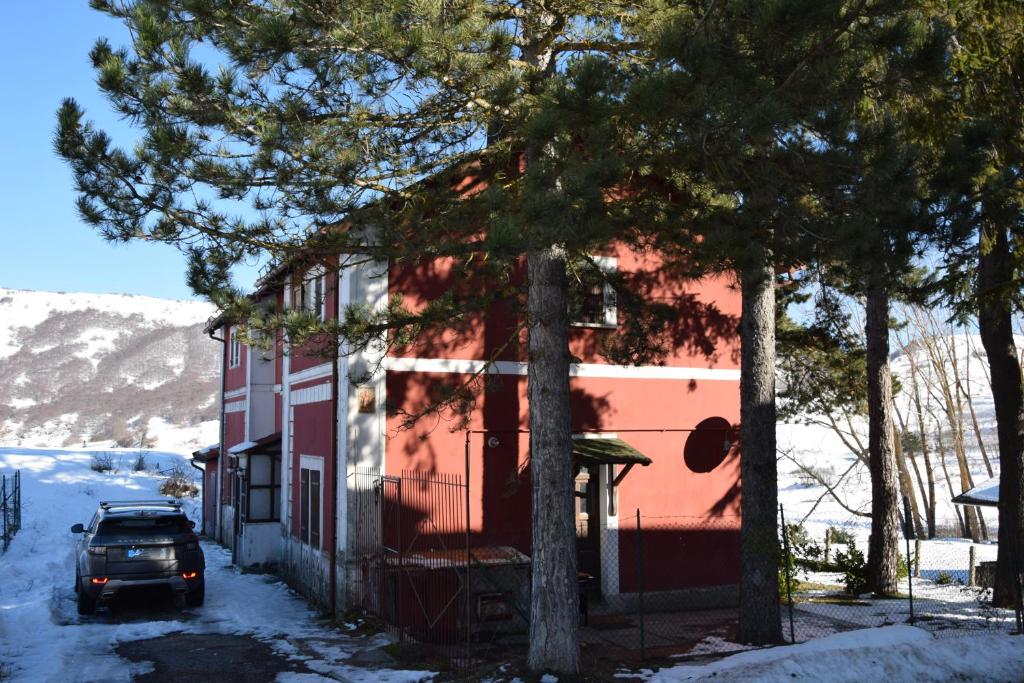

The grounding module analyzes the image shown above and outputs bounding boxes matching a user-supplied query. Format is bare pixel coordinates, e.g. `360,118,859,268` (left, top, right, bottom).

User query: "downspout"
329,269,341,617
208,328,227,541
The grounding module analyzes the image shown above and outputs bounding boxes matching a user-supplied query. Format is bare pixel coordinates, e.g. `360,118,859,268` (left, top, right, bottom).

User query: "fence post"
968,545,977,587
2,474,8,552
1014,551,1023,636
14,471,19,532
914,539,922,578
779,505,795,643
636,508,645,661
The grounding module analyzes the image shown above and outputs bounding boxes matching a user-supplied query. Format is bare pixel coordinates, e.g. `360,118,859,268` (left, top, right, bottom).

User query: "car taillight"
87,546,106,555
181,571,198,579
90,577,109,585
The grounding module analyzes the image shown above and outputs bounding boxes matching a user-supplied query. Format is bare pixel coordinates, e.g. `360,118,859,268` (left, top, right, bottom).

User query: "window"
246,453,281,522
569,256,617,328
297,268,327,320
299,456,323,549
228,328,242,368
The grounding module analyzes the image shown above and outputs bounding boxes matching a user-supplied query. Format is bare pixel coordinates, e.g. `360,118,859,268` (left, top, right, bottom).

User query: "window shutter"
300,468,309,543
310,469,321,549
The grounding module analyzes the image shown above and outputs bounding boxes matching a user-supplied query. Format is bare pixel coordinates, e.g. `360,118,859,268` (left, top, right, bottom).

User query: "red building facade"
197,237,742,618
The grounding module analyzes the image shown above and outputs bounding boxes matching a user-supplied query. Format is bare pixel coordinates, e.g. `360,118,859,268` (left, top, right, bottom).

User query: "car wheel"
185,583,204,607
77,587,96,615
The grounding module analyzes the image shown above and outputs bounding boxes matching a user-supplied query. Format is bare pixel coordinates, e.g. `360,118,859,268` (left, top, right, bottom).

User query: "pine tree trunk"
736,254,782,645
865,273,901,596
977,222,1024,608
526,246,580,673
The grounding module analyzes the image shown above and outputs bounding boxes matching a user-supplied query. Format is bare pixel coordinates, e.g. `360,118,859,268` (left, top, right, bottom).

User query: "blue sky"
0,4,258,301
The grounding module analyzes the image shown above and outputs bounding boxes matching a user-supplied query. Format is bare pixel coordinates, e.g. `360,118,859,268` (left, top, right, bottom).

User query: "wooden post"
914,539,922,578
968,545,977,587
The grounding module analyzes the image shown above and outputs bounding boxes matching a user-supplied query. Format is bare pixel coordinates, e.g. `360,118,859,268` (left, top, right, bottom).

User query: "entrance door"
575,466,601,584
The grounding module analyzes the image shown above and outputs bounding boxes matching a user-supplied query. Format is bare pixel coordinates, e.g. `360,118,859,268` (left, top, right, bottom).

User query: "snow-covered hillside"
779,332,1020,534
0,288,220,451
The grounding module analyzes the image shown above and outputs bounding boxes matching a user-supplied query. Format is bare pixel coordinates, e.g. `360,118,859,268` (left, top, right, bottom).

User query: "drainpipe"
208,328,227,541
329,269,341,617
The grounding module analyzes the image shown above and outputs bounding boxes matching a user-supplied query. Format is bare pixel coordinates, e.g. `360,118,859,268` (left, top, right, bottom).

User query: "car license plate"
127,547,144,559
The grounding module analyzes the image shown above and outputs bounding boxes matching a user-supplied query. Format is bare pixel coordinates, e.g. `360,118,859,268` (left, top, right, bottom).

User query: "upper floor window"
569,256,617,328
228,328,242,368
297,267,327,320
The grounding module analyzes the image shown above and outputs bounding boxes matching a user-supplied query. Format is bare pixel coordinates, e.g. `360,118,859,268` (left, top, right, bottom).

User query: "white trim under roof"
384,357,740,381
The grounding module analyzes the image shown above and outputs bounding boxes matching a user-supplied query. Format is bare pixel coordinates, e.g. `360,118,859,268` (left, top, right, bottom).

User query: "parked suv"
71,500,205,615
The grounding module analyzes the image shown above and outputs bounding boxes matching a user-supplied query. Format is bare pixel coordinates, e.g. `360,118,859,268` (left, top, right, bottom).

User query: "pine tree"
924,0,1024,608
626,0,944,638
55,1,665,672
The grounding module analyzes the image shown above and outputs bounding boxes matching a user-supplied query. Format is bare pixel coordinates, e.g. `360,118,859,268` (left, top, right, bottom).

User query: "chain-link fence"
1,470,21,552
346,469,1021,669
780,509,1023,645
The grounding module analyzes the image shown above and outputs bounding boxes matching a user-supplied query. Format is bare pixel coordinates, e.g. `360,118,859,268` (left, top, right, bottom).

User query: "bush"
935,571,955,585
835,541,910,594
159,464,199,498
90,452,114,473
835,541,870,595
828,526,855,545
132,451,147,472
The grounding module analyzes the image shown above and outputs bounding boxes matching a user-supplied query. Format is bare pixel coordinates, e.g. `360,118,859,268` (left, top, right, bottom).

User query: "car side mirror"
189,520,196,529
71,523,85,534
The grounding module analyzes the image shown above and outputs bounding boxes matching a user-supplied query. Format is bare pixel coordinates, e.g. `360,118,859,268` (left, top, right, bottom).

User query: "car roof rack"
99,499,182,510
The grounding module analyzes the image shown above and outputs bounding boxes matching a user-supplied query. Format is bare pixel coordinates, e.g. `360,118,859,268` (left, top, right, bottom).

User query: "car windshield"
98,516,191,537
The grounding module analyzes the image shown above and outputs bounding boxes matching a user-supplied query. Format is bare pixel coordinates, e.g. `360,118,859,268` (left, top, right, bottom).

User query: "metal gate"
352,468,471,662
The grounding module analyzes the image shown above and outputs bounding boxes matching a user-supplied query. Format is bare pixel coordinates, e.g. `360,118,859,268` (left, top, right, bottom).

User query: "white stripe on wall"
287,362,333,385
224,387,247,400
384,357,740,381
291,382,332,406
224,400,247,413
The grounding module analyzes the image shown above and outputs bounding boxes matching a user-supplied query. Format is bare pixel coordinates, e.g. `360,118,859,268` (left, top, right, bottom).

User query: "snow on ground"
0,447,432,682
638,625,1024,682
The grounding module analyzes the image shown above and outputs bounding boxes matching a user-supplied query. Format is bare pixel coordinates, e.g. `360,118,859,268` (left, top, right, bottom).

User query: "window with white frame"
569,256,617,328
297,267,327,320
298,455,323,549
228,327,242,368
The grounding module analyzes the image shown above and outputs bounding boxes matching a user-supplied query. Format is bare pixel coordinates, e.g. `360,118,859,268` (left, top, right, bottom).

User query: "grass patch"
794,595,872,606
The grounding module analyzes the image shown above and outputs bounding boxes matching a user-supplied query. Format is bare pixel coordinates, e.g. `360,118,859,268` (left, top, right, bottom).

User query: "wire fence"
779,507,1024,645
344,468,1022,670
2,470,22,552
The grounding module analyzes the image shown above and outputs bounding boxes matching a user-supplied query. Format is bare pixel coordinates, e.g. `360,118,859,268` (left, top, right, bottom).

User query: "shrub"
132,451,147,472
90,452,114,473
935,571,955,585
828,526,855,545
834,542,910,594
159,464,199,498
835,542,870,595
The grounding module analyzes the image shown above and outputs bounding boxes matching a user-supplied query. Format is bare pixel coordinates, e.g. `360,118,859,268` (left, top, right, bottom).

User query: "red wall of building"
289,395,335,555
224,324,247,391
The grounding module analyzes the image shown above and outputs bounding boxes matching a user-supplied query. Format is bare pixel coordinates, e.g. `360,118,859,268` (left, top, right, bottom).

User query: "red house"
194,206,743,638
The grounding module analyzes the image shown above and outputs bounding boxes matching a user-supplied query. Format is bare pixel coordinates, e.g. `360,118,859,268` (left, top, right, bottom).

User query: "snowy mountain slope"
778,333,1021,530
0,288,220,450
